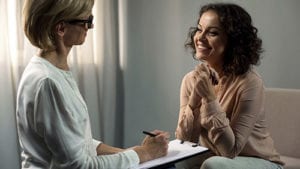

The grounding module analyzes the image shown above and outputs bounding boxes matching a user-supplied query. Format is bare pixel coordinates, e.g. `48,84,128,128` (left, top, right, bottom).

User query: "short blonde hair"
23,0,94,50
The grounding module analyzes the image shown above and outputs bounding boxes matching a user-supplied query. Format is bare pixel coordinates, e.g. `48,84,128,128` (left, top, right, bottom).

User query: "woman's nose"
197,32,206,41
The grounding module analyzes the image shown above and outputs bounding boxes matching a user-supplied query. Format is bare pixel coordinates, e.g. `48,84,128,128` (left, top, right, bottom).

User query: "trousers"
175,152,283,169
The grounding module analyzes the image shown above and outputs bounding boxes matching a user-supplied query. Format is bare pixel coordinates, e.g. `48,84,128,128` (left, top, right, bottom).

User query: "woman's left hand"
192,64,216,103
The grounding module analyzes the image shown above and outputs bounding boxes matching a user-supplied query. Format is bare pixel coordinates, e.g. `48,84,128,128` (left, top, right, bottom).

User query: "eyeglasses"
65,15,94,29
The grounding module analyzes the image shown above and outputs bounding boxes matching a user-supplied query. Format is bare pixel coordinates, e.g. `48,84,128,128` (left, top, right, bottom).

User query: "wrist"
133,146,152,163
203,95,216,103
188,98,201,110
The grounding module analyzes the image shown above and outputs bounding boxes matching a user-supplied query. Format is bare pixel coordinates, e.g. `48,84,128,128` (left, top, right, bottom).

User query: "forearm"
176,105,201,142
96,143,124,155
177,73,202,142
200,100,234,154
132,146,151,163
200,92,261,158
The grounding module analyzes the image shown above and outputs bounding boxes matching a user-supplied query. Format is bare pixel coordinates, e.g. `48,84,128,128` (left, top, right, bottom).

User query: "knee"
200,156,230,169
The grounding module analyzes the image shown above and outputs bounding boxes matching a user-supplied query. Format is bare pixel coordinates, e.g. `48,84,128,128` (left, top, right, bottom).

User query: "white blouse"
16,56,139,169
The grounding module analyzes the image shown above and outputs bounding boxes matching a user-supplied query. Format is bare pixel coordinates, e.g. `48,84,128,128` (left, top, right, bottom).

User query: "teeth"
197,45,207,49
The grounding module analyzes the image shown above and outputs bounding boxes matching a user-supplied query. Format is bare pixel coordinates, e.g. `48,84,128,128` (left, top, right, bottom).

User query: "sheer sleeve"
175,73,202,143
200,76,264,158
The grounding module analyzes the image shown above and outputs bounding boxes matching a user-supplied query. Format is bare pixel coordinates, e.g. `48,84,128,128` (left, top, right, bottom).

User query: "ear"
55,22,66,37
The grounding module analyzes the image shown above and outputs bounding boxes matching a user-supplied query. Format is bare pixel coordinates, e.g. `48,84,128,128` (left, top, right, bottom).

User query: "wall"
2,1,299,168
121,0,300,147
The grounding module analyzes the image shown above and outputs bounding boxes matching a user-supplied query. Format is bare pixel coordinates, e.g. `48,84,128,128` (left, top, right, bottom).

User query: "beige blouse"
175,68,283,165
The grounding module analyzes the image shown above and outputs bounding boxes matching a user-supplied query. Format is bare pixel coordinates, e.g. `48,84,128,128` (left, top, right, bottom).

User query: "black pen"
142,131,157,137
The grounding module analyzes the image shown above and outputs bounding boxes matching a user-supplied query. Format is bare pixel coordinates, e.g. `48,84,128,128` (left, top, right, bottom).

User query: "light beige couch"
265,88,300,169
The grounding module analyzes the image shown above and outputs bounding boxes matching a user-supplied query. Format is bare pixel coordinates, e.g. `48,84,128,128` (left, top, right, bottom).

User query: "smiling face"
194,10,228,67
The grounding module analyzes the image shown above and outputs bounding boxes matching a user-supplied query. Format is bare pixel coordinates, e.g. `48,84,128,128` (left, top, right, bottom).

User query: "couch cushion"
280,156,300,169
265,88,300,158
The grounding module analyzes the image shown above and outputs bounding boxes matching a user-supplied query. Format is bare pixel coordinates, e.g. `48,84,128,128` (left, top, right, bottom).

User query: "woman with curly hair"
175,3,284,169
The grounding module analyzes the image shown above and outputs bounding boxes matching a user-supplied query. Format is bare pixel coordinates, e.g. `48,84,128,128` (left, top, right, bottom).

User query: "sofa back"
265,88,300,158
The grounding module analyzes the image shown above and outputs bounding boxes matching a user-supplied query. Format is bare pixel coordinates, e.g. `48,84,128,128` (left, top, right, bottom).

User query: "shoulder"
19,57,63,95
241,68,263,87
235,68,264,97
21,57,55,82
181,71,194,88
182,71,194,82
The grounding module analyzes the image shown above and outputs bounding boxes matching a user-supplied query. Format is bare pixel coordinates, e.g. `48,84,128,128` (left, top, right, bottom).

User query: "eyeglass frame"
64,15,94,29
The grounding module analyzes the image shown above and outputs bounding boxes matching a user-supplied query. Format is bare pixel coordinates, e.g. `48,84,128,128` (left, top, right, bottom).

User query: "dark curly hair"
185,3,263,76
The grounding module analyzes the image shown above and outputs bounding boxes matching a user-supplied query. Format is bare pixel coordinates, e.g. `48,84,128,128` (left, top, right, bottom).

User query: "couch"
265,88,300,169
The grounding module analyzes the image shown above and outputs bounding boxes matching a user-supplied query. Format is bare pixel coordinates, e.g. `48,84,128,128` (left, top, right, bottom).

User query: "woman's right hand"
188,65,205,110
133,130,169,163
191,64,216,103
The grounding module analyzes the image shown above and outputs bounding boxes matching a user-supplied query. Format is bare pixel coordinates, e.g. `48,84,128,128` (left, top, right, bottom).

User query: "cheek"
212,39,227,53
217,43,226,53
193,31,201,42
63,34,74,45
193,35,197,45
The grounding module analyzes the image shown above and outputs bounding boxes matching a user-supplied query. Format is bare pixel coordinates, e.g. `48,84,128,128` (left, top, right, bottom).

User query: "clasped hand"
190,64,217,106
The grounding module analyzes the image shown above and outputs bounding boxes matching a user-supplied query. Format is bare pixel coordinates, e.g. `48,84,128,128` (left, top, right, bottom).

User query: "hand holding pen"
133,130,170,163
142,130,158,137
142,130,170,144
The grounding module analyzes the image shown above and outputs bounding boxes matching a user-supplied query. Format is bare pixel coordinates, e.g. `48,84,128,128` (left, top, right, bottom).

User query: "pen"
142,130,157,137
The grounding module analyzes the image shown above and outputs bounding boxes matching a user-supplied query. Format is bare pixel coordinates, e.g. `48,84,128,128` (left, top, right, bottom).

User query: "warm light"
8,0,18,66
118,0,127,70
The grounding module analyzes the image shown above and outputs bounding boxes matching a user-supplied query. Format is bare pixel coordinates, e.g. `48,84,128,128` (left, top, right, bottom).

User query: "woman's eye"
208,31,218,36
196,27,202,32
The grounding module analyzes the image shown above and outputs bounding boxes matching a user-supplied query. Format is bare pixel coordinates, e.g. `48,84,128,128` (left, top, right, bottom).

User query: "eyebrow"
198,24,222,30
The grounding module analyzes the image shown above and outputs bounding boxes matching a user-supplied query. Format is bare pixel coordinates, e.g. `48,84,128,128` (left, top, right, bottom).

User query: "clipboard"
136,139,209,169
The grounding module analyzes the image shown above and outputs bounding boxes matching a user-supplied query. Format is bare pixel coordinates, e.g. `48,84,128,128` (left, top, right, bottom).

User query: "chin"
195,55,207,61
76,41,85,45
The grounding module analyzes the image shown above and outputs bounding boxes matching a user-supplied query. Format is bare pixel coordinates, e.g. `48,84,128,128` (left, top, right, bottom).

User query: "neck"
206,62,224,78
39,47,71,71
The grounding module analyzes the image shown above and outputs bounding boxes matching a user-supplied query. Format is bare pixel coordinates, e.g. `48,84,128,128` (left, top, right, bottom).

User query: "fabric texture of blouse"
16,56,139,169
175,68,284,165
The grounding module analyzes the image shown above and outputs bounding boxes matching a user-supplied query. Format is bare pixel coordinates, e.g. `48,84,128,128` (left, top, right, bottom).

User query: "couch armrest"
265,88,300,158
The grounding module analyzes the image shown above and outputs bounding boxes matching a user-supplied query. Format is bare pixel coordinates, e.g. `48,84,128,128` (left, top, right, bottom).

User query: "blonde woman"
16,0,169,168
